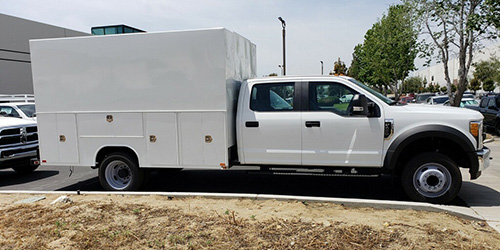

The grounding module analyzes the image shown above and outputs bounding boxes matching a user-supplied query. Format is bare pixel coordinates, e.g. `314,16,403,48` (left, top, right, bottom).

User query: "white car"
425,95,449,105
339,94,353,103
443,98,479,108
0,102,36,120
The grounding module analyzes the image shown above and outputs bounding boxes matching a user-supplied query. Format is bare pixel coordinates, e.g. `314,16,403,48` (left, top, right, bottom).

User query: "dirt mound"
0,194,499,249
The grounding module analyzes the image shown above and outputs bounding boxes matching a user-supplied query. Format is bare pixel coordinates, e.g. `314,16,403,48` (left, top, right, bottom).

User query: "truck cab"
237,76,490,203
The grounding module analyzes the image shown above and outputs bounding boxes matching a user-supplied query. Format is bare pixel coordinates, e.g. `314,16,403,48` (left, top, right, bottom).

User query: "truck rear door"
238,82,302,165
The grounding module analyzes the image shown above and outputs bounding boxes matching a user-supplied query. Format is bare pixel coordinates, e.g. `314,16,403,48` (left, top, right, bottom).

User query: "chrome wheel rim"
105,160,131,190
413,163,451,198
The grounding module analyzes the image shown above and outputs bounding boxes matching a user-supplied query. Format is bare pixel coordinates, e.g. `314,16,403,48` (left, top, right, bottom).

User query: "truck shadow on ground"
0,170,59,188
60,169,467,207
460,181,500,206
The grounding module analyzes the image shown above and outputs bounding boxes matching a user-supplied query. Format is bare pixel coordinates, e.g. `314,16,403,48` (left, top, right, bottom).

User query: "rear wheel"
99,152,144,191
401,153,461,204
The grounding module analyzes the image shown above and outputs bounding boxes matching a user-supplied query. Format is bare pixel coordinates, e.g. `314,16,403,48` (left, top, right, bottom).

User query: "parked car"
0,102,36,120
414,93,436,103
399,96,414,104
466,95,500,134
339,94,353,103
0,117,39,174
426,95,449,105
443,98,479,108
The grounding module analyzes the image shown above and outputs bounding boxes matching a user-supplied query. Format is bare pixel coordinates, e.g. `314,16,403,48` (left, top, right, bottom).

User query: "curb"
0,190,484,221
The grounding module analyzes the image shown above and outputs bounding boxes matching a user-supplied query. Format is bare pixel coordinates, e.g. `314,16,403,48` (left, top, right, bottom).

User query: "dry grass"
0,194,499,250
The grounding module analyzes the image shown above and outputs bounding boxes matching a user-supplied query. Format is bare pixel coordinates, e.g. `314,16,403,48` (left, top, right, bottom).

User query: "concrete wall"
0,13,88,94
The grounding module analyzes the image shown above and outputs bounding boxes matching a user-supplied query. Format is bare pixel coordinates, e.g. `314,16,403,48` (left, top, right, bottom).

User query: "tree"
483,78,495,92
469,77,481,94
409,0,498,106
440,86,448,93
349,4,419,100
332,58,347,75
473,57,500,83
403,76,425,93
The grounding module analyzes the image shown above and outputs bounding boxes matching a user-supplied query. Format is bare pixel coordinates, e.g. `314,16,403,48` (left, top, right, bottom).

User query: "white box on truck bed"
30,28,256,169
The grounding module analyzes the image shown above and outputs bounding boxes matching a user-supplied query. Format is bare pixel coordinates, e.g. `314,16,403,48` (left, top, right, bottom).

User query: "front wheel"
98,152,144,191
401,153,462,204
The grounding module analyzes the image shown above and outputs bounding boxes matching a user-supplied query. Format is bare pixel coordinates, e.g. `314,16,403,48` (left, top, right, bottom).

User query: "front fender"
384,124,477,173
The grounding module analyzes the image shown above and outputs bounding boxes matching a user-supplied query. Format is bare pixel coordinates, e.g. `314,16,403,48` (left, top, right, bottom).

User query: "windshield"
416,94,434,103
433,97,448,104
347,78,394,105
18,104,36,117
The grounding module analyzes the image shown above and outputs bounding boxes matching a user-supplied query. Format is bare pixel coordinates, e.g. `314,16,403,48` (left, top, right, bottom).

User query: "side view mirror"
350,94,369,116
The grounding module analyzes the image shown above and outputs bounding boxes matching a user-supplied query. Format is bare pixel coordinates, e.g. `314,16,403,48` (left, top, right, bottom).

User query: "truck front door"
301,81,385,167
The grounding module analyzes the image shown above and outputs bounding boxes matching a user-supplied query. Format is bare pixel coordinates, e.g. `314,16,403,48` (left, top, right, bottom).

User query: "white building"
0,13,88,94
413,42,500,92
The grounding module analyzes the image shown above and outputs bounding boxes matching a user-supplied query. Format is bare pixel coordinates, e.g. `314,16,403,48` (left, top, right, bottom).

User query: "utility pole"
278,17,286,76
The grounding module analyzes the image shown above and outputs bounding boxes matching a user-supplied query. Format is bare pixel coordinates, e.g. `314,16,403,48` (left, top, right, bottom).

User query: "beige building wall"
413,42,500,92
0,13,88,94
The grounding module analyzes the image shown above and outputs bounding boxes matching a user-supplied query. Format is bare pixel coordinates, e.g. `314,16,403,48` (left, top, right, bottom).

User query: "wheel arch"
94,146,140,169
384,125,479,178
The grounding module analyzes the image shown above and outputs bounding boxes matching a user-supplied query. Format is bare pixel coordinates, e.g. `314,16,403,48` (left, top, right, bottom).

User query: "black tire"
401,152,462,204
12,164,39,175
98,152,144,191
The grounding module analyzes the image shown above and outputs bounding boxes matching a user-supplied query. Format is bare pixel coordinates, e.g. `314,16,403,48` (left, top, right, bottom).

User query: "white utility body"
31,28,490,204
31,28,255,169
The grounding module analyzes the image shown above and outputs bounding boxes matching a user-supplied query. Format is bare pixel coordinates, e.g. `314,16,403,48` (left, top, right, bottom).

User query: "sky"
0,0,400,76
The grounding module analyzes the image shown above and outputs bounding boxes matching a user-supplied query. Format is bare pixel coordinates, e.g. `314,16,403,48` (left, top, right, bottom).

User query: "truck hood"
398,104,484,120
0,117,37,127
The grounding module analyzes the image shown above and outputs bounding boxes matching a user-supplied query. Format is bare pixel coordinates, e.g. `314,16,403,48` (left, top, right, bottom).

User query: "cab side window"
250,83,295,112
309,82,355,116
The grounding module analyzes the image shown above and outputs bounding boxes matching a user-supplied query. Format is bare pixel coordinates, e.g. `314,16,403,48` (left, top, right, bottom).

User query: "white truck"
30,28,490,204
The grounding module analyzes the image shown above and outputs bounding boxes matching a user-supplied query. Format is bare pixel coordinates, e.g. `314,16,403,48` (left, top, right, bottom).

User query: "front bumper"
477,146,491,172
0,143,38,169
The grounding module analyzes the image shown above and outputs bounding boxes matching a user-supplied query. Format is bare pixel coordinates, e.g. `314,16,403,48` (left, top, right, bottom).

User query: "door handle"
245,121,259,128
305,121,321,127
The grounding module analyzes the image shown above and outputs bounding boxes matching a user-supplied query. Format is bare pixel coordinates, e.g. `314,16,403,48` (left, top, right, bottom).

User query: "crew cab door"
238,82,302,165
301,81,384,167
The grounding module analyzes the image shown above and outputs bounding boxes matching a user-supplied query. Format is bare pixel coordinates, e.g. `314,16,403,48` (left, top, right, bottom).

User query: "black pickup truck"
467,95,500,134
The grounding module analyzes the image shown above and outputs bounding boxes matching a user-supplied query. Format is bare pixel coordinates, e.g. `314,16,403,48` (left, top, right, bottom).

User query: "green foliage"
473,57,500,83
483,79,496,92
469,77,482,93
426,84,439,93
333,58,347,75
318,96,340,106
440,86,447,93
403,76,425,93
349,3,419,99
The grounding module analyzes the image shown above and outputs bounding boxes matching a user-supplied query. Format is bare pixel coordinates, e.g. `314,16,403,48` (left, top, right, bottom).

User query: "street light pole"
320,61,323,75
278,17,286,76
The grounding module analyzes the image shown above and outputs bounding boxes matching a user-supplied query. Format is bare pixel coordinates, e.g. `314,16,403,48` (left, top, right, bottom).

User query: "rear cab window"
250,83,295,112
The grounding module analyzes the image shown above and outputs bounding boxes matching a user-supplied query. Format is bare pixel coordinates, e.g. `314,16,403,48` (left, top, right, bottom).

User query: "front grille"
26,126,37,133
0,128,20,136
0,125,38,148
